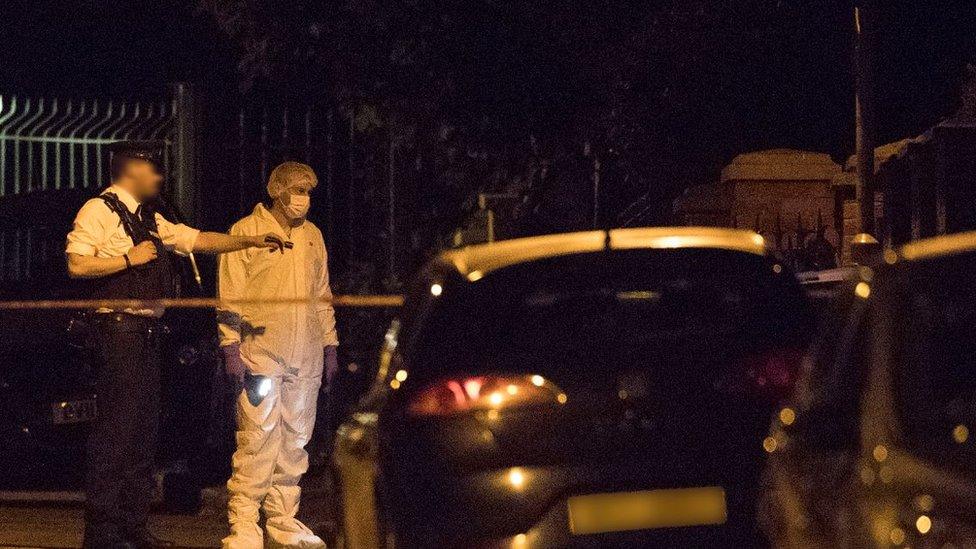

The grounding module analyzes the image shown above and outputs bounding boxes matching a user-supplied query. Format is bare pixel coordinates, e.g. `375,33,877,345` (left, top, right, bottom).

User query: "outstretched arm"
154,212,283,255
193,231,281,254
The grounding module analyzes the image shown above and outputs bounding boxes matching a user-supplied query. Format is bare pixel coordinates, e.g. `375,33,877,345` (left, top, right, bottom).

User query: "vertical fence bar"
149,100,173,185
85,101,116,187
11,98,32,194
94,143,104,186
5,96,31,194
79,100,101,189
52,101,72,189
36,98,60,190
171,82,198,223
23,99,44,192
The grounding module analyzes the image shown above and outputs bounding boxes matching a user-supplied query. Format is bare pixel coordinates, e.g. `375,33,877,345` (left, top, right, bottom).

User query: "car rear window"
406,248,814,390
893,253,976,473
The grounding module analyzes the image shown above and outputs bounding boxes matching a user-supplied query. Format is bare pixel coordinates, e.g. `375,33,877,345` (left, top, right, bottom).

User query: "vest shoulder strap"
98,192,145,241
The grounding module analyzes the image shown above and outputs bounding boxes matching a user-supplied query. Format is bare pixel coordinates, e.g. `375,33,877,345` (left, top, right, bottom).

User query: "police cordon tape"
0,294,405,310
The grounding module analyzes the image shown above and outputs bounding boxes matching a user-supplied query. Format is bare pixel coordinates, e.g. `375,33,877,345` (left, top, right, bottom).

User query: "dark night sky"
0,0,234,97
1,0,974,191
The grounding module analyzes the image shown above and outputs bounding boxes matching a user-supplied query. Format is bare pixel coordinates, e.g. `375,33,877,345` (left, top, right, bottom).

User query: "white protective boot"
264,485,326,549
222,521,264,549
265,516,326,549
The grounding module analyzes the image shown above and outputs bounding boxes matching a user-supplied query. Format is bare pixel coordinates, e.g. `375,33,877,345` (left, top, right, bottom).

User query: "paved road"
0,474,334,549
0,489,226,548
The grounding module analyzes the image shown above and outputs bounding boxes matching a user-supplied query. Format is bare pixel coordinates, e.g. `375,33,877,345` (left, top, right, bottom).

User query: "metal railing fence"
0,94,177,195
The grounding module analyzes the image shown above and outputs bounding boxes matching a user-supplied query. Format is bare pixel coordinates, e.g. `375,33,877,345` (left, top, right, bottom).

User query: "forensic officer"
66,141,284,549
218,162,337,549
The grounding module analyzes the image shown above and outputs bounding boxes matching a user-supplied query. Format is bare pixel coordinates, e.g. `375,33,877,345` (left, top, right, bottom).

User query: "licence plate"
568,486,727,535
52,399,97,424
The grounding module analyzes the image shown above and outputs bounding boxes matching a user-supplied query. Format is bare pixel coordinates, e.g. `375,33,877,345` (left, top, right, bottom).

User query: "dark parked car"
795,267,860,315
761,233,976,548
0,189,222,509
330,227,816,548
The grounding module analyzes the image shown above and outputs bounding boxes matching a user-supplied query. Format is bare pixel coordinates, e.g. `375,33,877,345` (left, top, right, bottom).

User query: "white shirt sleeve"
154,213,200,256
65,199,112,257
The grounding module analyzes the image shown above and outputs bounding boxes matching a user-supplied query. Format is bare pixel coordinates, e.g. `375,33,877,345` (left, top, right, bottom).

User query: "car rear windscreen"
407,248,814,393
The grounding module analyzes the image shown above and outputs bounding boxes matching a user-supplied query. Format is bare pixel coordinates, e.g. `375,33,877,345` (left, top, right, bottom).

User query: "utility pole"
854,3,877,235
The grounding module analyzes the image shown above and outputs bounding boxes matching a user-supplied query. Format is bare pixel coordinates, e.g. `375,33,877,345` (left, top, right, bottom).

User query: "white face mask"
281,194,310,220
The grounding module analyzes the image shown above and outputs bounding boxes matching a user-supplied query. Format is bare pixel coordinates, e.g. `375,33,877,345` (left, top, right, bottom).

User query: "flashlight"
244,370,273,406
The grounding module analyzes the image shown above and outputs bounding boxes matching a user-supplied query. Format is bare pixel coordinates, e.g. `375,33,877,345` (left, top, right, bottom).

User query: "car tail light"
741,347,803,400
407,374,567,417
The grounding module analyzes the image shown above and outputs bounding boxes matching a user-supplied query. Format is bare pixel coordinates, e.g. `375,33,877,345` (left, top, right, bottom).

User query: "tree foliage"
202,0,861,267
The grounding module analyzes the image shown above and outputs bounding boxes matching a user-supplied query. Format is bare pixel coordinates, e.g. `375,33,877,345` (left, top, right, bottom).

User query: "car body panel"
761,231,976,548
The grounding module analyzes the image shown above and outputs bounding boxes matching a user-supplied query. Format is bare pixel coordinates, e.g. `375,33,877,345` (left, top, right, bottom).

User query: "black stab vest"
88,193,178,303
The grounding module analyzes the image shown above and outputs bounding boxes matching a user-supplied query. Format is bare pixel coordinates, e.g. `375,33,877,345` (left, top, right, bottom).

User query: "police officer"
66,141,283,549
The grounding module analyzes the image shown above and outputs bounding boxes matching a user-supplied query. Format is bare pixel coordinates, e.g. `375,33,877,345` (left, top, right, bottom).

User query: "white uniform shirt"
65,185,201,316
217,204,338,370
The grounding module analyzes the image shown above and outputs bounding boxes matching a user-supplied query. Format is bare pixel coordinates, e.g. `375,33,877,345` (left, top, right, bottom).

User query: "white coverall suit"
218,203,338,548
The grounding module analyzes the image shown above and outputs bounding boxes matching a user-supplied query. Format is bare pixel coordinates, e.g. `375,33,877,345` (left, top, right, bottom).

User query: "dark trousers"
84,313,162,548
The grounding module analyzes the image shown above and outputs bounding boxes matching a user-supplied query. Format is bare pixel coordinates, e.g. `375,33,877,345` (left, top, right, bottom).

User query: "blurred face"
119,159,163,201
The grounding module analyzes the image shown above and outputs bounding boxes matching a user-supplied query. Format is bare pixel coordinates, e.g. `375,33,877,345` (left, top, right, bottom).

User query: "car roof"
439,227,767,280
900,231,976,262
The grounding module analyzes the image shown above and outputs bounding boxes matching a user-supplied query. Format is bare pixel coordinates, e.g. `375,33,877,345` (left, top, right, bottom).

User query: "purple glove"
324,345,339,385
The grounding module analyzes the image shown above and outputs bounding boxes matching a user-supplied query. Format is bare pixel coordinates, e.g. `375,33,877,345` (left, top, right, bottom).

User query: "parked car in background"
761,233,976,548
795,267,860,318
330,227,816,548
